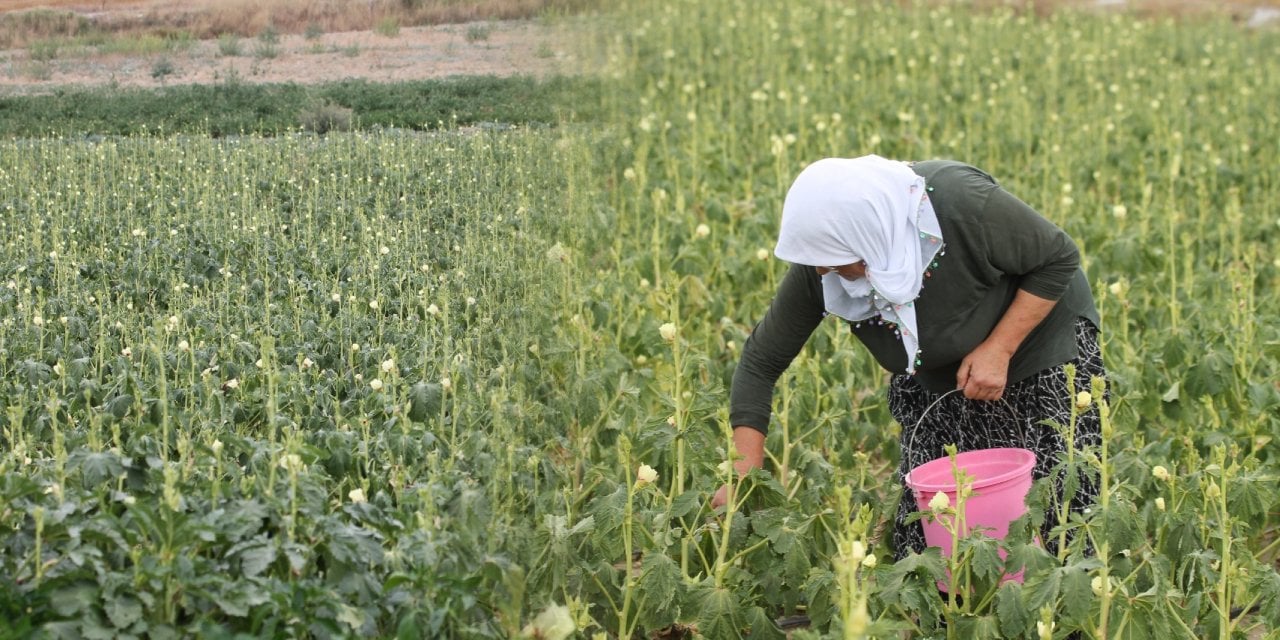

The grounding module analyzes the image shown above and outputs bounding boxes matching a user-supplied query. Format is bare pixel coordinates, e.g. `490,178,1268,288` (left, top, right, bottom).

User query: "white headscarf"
774,155,944,374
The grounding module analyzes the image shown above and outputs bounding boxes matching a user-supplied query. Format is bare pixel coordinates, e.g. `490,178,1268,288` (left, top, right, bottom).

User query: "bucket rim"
904,447,1036,494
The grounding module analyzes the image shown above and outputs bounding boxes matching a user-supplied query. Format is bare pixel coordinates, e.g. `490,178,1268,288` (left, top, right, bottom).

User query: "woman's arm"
959,179,1081,400
711,427,765,509
957,288,1056,400
727,263,827,433
716,262,825,508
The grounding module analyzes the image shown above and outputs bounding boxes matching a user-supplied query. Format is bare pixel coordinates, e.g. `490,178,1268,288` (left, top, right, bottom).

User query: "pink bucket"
904,447,1036,587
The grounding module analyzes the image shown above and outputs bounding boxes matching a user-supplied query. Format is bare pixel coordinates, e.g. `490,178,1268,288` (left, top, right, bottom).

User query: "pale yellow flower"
1075,391,1092,410
636,464,658,486
659,322,677,342
929,492,950,512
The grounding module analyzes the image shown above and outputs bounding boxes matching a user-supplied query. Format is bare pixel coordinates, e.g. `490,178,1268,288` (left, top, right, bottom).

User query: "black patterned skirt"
887,317,1107,559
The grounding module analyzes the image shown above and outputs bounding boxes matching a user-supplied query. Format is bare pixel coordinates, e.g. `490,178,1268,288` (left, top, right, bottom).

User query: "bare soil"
0,17,578,96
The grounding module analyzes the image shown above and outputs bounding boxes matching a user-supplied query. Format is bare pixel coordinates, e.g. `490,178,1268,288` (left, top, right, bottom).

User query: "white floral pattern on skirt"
888,317,1106,559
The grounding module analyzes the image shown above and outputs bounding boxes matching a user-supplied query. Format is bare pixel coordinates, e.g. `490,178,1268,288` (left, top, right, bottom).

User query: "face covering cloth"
774,155,944,374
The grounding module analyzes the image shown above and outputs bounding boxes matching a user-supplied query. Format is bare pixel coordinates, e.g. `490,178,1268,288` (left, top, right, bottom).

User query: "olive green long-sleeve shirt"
729,160,1099,435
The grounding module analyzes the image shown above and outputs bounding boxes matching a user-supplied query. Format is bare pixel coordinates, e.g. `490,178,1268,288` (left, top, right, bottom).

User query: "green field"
0,75,601,137
2,1,1278,638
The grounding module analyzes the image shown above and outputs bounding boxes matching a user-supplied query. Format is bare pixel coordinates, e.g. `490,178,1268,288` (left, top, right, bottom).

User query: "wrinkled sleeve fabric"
729,263,826,436
981,185,1080,302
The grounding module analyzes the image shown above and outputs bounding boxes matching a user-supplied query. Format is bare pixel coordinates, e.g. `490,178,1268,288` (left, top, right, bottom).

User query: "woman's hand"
957,289,1058,401
956,342,1012,401
711,427,766,510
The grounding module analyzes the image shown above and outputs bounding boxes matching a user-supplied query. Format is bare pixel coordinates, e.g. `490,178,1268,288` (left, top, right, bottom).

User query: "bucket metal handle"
903,388,1029,475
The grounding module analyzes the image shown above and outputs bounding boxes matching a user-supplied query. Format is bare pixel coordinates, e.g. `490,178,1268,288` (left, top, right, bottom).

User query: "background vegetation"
0,75,603,137
1,0,596,49
1,0,1278,638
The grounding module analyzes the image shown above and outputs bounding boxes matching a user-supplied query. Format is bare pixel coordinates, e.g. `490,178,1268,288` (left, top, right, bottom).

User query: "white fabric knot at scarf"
773,155,944,374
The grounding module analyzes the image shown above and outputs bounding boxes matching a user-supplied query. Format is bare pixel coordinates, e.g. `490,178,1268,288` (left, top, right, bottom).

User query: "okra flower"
928,491,950,512
659,322,677,342
1037,620,1054,640
849,540,866,564
636,463,658,486
278,453,304,472
348,488,367,504
1152,465,1170,482
1075,391,1092,410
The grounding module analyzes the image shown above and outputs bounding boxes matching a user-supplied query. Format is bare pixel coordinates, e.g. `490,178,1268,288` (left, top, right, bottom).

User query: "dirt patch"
0,18,579,96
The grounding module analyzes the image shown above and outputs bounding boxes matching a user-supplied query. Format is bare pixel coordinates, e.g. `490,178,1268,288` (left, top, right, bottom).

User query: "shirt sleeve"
728,263,826,435
980,185,1081,301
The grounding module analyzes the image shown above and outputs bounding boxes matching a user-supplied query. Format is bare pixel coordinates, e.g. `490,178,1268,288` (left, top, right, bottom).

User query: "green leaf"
750,508,799,554
1023,565,1063,611
696,587,740,640
240,539,277,577
105,595,143,629
953,613,1000,639
1227,470,1270,523
49,583,98,617
888,548,947,585
782,543,812,586
395,612,421,640
407,382,442,422
637,552,683,622
1101,502,1139,553
1248,564,1280,626
669,489,701,520
213,581,270,617
802,568,836,629
72,450,124,487
879,550,946,623
1004,540,1056,576
589,484,628,539
79,621,117,640
743,605,784,640
107,394,133,419
1060,563,1093,623
147,624,178,640
544,514,595,541
1183,350,1231,398
959,534,1003,583
326,523,385,566
336,603,366,630
995,582,1030,638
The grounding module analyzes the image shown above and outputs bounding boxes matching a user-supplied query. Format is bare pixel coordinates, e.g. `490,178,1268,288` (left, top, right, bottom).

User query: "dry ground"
0,0,583,96
1,0,1277,96
0,18,577,96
